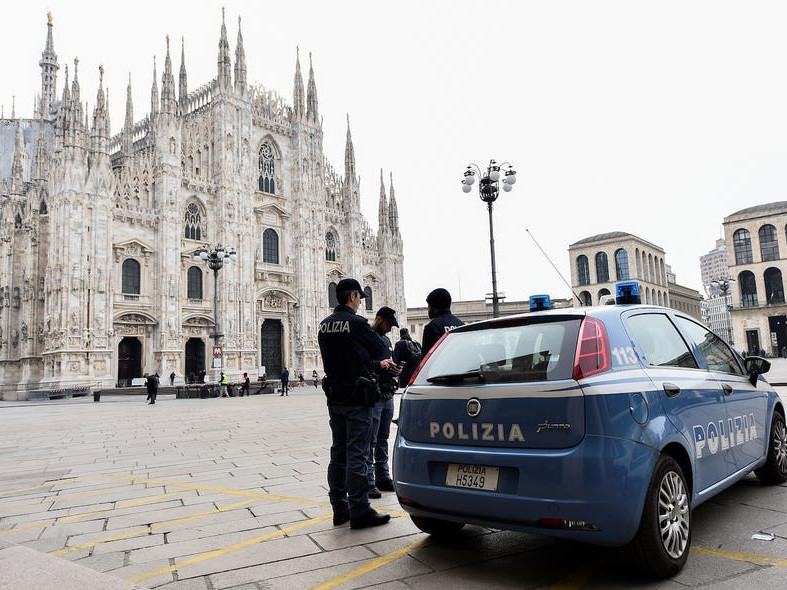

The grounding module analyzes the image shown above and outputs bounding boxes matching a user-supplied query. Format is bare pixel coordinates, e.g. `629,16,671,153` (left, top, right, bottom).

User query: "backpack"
404,340,422,363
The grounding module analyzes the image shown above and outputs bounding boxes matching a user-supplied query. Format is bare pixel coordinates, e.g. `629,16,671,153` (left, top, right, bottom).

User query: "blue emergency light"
529,294,551,311
615,281,641,305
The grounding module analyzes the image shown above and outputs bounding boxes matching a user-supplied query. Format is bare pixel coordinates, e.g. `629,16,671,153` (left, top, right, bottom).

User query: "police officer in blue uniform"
421,288,464,355
318,278,399,529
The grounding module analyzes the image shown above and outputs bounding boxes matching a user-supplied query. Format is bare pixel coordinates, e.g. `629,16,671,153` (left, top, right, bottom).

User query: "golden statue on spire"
47,12,52,25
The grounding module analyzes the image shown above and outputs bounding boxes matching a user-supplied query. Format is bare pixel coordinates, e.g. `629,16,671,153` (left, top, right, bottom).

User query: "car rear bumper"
393,433,657,545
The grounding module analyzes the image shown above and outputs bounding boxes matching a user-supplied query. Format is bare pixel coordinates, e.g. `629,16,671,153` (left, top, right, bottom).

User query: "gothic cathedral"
0,12,405,400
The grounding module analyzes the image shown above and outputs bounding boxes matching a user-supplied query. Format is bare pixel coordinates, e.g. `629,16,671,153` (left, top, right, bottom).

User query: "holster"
354,375,379,407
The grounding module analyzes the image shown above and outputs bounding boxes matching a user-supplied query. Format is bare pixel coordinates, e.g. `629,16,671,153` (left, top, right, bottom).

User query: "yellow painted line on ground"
0,484,131,512
0,491,187,536
101,473,409,516
307,537,429,590
0,476,87,498
548,570,599,590
127,513,333,583
51,497,257,556
691,545,784,566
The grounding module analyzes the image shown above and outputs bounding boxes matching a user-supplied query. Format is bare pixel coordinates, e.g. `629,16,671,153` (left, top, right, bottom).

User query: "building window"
326,231,337,261
187,266,203,299
258,142,276,194
598,288,611,303
765,267,785,305
739,270,758,307
615,248,629,281
733,229,753,265
760,224,780,262
122,259,140,294
364,286,373,311
328,282,338,308
579,291,592,306
184,202,202,241
576,255,590,286
262,228,279,264
595,252,609,283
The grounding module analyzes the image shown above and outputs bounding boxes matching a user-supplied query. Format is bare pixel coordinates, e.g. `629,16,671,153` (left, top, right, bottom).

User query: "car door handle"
722,383,733,396
663,383,681,397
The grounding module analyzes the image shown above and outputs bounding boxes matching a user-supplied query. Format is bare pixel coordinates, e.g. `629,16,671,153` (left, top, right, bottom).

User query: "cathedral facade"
0,13,405,400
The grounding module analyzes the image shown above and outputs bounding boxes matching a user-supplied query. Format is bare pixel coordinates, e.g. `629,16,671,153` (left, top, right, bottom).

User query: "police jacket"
393,339,419,388
318,304,388,405
376,333,398,398
421,309,464,356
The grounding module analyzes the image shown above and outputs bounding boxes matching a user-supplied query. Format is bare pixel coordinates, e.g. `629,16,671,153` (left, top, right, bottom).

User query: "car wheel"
410,515,465,536
630,454,691,578
755,412,787,484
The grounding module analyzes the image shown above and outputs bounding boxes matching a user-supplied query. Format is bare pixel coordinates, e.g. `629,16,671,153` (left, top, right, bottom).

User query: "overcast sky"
4,1,787,309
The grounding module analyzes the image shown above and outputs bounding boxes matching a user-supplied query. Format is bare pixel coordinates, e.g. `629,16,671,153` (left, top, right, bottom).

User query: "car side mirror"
744,356,771,386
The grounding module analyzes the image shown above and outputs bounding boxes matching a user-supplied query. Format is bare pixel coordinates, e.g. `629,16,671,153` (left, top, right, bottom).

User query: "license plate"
445,463,499,491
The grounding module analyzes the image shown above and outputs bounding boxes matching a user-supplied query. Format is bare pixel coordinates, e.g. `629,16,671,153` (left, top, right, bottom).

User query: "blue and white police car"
393,282,787,578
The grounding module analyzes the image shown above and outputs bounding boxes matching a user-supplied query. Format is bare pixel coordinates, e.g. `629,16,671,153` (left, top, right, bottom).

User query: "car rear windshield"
416,318,582,385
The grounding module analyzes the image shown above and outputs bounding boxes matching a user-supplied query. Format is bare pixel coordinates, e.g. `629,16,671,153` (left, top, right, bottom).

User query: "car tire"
630,454,691,578
410,515,465,536
754,412,787,484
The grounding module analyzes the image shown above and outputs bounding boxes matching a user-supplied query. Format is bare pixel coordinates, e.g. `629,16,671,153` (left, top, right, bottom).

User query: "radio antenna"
525,228,585,305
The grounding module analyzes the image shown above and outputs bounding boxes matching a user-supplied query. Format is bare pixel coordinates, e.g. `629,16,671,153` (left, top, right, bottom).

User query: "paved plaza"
3,365,787,589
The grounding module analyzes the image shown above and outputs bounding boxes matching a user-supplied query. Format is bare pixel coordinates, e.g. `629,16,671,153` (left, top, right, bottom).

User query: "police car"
393,282,787,578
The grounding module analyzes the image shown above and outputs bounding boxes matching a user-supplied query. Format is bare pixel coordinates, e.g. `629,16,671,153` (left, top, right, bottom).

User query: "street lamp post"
193,244,237,381
710,277,735,345
461,159,516,318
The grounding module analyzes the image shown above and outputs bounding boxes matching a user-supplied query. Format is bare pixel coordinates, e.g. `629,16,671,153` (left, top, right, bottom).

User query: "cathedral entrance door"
117,337,142,387
185,338,205,383
261,319,283,379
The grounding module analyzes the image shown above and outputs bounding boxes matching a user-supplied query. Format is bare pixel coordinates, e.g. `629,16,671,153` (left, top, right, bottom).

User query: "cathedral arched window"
364,286,373,311
184,202,202,241
326,231,337,261
328,282,338,308
40,199,48,215
187,266,203,299
122,259,141,295
262,228,279,264
595,252,609,283
576,255,590,286
258,142,276,194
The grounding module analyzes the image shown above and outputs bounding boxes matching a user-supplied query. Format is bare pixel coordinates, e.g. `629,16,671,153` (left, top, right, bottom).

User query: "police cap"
336,278,366,298
426,287,452,309
376,306,399,327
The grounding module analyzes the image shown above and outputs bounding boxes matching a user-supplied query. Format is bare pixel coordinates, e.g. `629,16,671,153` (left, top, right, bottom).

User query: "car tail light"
573,317,610,380
407,331,450,387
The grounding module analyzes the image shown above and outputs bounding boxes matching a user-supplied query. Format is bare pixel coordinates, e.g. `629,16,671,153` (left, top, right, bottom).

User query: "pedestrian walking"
220,372,229,397
144,372,159,404
368,306,399,497
318,278,399,529
312,369,319,388
240,372,250,396
280,367,290,396
421,288,464,355
169,371,176,386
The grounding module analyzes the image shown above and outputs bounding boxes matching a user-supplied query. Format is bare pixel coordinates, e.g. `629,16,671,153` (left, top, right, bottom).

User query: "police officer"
367,306,398,497
318,278,399,529
421,287,464,355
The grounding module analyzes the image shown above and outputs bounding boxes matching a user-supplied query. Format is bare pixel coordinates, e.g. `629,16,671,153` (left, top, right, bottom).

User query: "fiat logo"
466,398,481,417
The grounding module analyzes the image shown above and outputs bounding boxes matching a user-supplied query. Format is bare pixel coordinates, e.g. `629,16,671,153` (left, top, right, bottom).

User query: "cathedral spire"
150,55,159,116
378,169,389,234
217,7,232,89
33,119,49,181
344,114,356,180
38,11,59,118
91,65,110,154
234,16,247,93
11,123,26,191
161,35,177,114
306,52,318,122
123,73,133,154
388,172,400,235
293,47,304,120
179,37,188,114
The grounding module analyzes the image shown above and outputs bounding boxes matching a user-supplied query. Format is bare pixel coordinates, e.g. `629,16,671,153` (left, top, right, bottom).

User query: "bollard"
93,391,101,402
